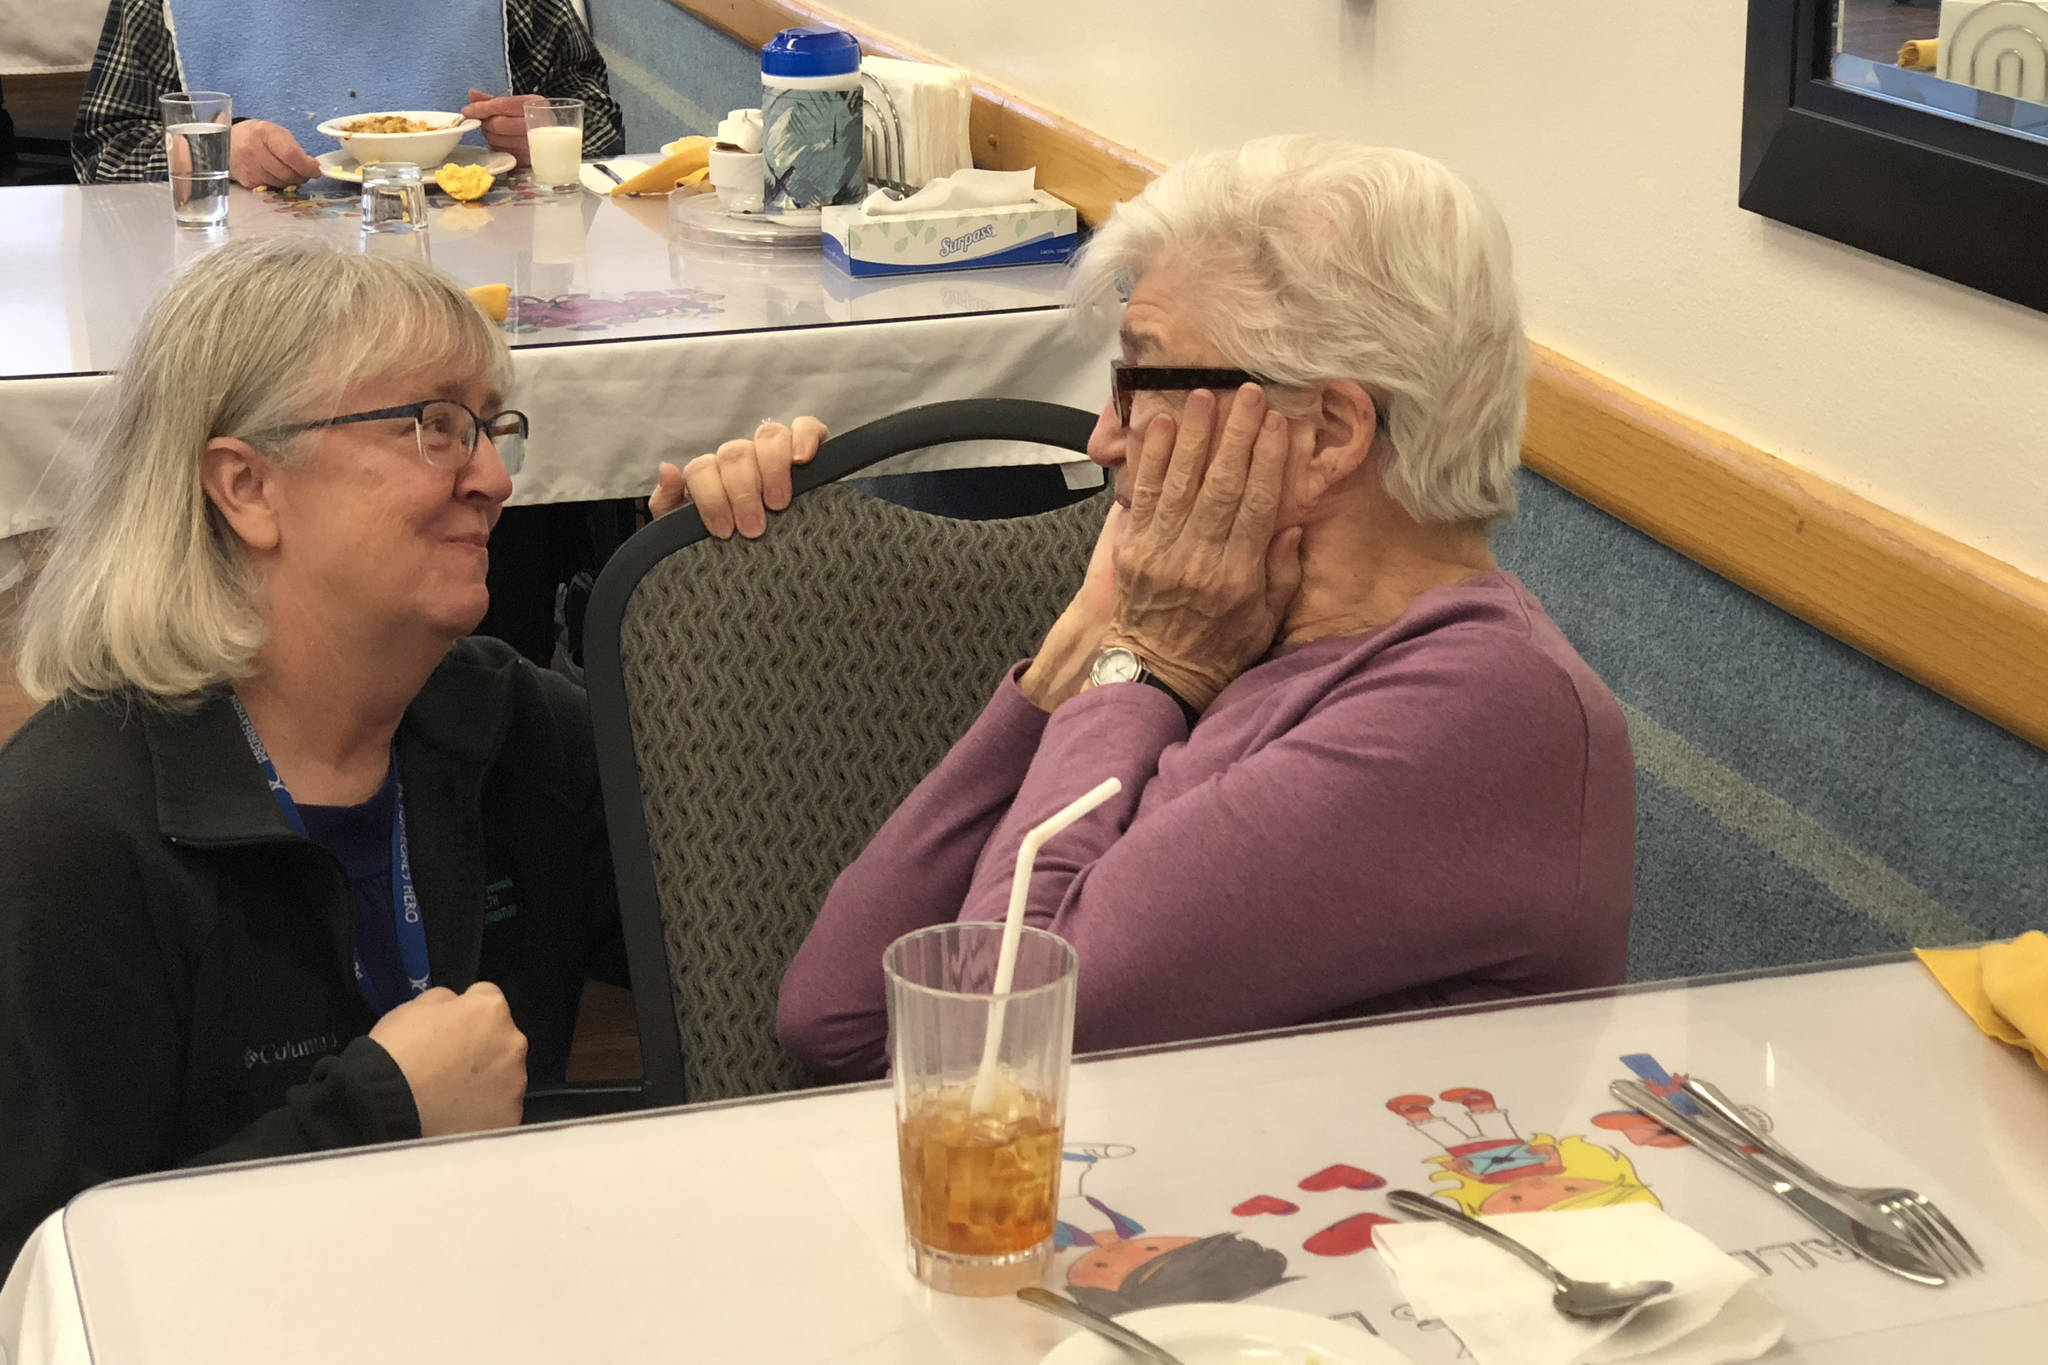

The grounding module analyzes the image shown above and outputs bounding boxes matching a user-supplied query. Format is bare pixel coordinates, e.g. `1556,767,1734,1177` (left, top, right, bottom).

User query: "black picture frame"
1741,0,2048,313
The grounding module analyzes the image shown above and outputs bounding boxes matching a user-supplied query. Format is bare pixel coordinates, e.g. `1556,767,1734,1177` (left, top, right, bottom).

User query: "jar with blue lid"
761,26,864,212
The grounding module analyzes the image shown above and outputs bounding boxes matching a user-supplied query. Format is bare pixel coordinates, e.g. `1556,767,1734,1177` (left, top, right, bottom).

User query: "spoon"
1016,1286,1189,1364
1385,1189,1674,1320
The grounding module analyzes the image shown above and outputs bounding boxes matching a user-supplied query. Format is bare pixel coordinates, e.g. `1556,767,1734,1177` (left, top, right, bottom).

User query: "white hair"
15,237,514,706
1075,135,1528,525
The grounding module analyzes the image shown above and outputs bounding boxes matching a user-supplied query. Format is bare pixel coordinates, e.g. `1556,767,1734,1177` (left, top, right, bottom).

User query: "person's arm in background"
71,0,177,183
469,0,625,163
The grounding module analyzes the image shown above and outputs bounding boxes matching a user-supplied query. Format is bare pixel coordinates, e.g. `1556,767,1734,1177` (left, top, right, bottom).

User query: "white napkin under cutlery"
1375,1204,1784,1365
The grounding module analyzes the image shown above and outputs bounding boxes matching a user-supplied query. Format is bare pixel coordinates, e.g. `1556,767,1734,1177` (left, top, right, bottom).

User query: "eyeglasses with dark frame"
1109,361,1270,429
271,400,529,475
1108,360,1390,432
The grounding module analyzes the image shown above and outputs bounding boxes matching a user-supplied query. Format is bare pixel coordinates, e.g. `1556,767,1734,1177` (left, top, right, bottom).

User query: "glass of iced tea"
884,922,1078,1296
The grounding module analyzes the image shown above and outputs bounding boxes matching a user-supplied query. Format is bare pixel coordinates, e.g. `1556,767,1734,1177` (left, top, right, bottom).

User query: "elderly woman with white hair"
0,238,623,1270
724,136,1636,1081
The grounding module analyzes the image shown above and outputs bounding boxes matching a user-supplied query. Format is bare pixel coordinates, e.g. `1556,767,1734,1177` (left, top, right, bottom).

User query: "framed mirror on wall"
1743,0,2048,312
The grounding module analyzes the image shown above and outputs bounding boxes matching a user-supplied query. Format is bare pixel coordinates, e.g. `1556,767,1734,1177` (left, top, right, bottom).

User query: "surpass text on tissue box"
822,190,1078,276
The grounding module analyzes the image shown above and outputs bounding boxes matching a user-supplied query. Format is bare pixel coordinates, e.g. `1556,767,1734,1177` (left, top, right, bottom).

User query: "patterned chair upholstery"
584,400,1103,1105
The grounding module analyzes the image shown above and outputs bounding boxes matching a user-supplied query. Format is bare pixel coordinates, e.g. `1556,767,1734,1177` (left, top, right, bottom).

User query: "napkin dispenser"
821,190,1078,277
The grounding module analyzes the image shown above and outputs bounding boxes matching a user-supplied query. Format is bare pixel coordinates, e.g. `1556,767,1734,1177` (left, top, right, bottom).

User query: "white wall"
0,0,107,73
831,0,2048,580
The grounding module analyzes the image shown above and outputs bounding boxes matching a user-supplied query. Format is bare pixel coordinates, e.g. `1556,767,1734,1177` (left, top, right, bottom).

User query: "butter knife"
1609,1079,1946,1287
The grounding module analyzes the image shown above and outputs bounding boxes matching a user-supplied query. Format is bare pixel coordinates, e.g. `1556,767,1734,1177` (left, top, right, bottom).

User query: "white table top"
0,179,1086,377
8,955,2046,1364
0,175,1112,538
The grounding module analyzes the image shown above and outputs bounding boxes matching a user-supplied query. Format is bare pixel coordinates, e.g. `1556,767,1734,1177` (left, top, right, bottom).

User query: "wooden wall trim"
1525,347,2048,751
664,0,1161,225
667,0,2048,752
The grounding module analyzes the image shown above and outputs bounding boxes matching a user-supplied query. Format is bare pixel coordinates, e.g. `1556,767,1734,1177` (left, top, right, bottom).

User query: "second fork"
1678,1076,1983,1279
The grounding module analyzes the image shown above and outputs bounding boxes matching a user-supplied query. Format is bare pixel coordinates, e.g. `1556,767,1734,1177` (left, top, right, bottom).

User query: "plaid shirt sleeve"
509,0,626,157
71,0,179,184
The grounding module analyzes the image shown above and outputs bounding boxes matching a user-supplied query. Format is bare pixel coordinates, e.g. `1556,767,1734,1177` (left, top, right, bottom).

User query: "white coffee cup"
708,145,766,214
716,108,764,154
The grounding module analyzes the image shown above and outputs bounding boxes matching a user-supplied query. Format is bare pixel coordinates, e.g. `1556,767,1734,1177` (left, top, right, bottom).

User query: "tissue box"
821,190,1078,276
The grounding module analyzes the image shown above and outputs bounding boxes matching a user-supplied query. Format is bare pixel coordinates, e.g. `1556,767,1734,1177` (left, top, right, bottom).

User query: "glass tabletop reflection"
0,173,1079,380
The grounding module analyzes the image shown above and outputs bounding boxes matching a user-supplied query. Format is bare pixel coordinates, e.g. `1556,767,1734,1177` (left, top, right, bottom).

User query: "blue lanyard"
229,693,432,1004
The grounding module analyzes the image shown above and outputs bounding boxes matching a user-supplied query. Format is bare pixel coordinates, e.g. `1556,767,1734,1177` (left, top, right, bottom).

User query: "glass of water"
159,91,232,229
360,162,429,233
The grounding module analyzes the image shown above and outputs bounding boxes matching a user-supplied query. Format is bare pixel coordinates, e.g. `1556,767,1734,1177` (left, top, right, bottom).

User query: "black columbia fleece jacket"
0,638,626,1269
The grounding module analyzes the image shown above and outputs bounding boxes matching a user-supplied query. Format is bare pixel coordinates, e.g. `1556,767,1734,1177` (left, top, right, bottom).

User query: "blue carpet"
1498,470,2048,974
1626,774,1908,980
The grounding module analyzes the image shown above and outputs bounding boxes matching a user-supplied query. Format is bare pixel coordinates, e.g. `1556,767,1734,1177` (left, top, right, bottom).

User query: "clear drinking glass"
523,98,585,191
884,922,1078,1296
360,162,428,233
159,91,232,229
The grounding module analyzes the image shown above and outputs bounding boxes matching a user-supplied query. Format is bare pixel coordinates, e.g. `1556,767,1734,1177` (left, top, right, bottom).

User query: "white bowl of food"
316,111,479,167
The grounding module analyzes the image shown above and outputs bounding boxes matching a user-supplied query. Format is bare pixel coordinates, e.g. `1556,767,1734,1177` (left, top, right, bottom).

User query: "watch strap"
1132,671,1200,730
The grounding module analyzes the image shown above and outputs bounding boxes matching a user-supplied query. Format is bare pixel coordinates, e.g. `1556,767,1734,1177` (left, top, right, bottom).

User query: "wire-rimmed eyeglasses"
272,399,528,475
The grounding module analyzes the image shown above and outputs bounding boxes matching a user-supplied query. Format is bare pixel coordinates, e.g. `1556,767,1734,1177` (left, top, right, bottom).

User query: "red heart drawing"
1297,1163,1386,1192
1231,1195,1300,1217
1303,1212,1396,1257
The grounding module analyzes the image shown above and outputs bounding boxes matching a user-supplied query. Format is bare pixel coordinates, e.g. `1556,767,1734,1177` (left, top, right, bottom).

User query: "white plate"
1036,1303,1413,1365
314,145,516,185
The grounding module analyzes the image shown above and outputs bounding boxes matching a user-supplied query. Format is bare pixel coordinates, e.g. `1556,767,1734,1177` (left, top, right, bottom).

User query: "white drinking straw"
969,776,1122,1116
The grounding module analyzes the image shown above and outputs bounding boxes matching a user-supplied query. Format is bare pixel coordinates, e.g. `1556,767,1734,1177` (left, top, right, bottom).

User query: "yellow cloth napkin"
1917,931,2048,1070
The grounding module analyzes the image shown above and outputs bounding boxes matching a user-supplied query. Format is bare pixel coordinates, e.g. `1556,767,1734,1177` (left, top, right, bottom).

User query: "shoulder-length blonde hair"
15,236,513,707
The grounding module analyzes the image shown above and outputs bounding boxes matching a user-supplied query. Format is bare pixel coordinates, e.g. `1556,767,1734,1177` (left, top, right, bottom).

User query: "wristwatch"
1088,646,1200,729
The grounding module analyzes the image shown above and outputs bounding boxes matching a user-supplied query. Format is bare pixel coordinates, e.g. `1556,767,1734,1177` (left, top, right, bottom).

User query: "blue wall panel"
588,0,764,148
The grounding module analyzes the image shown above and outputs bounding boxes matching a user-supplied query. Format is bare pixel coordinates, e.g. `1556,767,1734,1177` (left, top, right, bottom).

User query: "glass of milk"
523,98,585,192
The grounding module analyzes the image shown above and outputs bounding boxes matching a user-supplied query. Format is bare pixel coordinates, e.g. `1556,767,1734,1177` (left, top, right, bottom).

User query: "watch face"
1091,647,1143,687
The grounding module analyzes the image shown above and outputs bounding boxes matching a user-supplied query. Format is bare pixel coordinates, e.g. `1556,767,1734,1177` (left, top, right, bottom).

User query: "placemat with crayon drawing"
817,1022,2048,1362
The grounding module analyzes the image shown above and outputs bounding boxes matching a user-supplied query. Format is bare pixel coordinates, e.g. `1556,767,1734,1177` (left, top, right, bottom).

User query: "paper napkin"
580,158,647,196
861,56,973,188
1375,1203,1783,1365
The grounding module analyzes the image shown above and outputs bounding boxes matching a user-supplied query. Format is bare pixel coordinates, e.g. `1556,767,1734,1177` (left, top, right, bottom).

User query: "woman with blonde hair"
0,238,623,1272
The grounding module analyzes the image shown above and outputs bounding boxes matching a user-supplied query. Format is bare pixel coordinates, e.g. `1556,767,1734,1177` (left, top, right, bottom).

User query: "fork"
1678,1077,1983,1278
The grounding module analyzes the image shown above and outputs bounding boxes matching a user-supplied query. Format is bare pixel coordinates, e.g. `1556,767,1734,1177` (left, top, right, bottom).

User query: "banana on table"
609,136,716,195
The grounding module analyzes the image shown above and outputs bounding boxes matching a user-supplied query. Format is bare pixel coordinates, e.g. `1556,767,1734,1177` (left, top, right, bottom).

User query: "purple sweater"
777,571,1635,1082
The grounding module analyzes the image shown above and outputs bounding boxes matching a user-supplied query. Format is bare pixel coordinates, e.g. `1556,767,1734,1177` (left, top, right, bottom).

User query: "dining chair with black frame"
582,398,1105,1108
